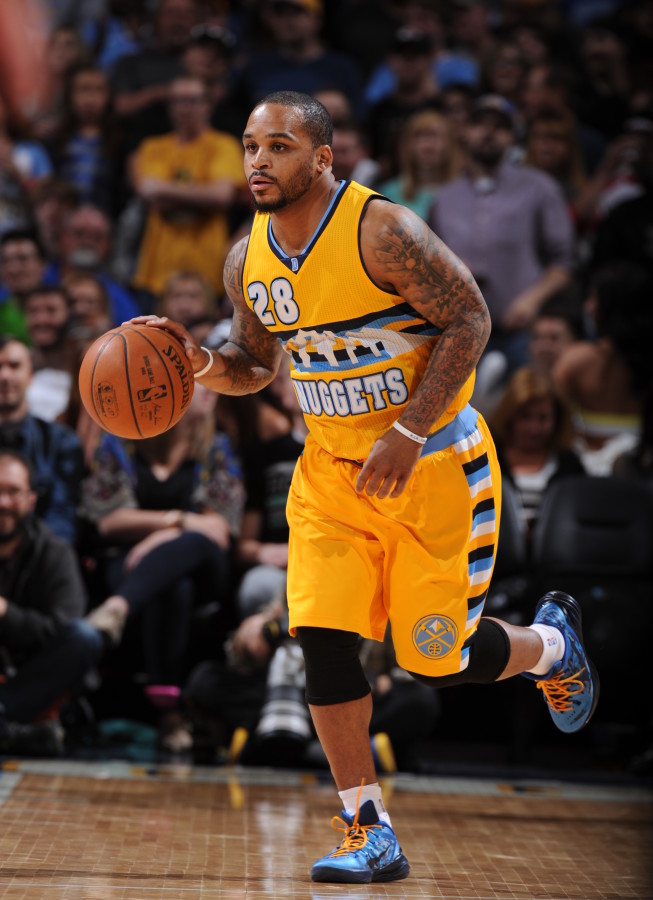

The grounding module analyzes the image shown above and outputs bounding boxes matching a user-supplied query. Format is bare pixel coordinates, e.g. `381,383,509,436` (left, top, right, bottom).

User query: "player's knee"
408,619,511,687
296,626,371,705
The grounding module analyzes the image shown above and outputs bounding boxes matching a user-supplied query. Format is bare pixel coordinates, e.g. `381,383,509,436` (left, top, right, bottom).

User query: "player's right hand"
124,315,206,373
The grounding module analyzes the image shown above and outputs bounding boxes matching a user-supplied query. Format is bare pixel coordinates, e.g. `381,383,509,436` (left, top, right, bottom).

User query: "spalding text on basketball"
160,344,192,411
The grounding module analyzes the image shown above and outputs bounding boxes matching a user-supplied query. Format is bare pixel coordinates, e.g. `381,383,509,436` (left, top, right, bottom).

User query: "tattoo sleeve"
205,237,283,395
365,203,491,433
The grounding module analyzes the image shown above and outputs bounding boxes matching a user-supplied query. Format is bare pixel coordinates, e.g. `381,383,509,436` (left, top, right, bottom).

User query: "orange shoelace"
328,780,382,858
537,666,586,712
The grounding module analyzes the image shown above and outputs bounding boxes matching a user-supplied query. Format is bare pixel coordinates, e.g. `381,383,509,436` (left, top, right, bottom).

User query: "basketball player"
131,91,599,885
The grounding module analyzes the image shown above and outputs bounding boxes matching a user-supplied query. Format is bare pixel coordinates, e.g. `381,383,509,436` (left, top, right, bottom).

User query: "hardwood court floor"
0,760,651,899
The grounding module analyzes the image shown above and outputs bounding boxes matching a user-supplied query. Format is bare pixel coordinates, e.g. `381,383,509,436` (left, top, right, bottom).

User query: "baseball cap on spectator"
393,27,432,56
470,94,517,131
189,24,237,54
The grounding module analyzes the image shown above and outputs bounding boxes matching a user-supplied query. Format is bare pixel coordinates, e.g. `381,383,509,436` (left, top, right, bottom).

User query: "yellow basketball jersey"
242,180,474,460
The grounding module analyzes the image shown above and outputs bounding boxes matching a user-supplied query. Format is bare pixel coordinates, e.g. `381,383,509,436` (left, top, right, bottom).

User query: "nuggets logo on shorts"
412,615,458,660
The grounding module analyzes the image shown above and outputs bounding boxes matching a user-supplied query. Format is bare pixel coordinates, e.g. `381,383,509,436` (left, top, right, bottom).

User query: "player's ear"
316,144,333,172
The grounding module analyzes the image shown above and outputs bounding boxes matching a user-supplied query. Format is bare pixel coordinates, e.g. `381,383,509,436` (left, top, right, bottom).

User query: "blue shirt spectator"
0,337,85,545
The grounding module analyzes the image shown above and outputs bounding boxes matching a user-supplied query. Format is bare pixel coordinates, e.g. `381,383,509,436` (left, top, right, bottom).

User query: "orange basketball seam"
122,325,178,434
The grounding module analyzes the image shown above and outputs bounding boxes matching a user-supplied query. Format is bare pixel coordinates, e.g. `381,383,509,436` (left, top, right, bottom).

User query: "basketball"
78,324,195,439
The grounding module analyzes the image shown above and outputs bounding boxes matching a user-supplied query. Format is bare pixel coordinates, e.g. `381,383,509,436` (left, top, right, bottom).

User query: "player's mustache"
249,172,278,184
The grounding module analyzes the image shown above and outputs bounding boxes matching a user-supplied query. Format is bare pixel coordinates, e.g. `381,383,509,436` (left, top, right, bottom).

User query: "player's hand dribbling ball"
78,324,195,439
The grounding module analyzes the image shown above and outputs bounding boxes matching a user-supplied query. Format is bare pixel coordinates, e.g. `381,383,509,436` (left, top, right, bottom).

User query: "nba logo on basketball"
136,385,169,403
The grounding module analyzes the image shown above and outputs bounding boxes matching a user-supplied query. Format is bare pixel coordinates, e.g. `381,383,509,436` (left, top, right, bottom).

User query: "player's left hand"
355,427,422,499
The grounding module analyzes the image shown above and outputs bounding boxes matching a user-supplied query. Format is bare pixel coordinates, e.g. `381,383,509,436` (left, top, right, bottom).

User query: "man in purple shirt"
429,95,575,373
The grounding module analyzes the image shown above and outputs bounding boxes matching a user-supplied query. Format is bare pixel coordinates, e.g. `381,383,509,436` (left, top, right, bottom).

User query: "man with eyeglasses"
43,205,140,327
0,449,103,757
132,75,247,298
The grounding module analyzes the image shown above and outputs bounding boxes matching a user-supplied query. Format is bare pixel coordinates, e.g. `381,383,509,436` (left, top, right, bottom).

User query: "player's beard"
251,159,315,212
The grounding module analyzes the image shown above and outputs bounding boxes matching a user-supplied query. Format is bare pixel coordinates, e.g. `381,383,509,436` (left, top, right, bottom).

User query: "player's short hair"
256,90,333,148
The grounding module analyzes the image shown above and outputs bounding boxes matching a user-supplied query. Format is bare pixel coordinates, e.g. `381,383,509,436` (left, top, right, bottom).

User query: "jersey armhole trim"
358,195,401,297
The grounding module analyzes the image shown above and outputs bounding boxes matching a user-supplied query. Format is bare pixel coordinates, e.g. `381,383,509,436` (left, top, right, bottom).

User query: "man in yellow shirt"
132,75,247,298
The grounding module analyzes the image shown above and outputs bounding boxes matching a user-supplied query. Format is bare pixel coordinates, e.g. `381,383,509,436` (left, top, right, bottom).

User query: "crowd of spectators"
0,0,652,770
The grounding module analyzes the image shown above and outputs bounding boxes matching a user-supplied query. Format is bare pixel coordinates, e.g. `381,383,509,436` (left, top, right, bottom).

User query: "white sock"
338,782,391,826
526,624,565,676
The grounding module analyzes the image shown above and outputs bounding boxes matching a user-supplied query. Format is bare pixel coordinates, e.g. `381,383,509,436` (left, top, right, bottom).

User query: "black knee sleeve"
296,627,371,706
408,618,511,688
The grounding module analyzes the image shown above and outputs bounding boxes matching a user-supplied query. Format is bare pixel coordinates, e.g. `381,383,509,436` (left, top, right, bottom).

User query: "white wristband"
393,420,427,445
194,346,214,378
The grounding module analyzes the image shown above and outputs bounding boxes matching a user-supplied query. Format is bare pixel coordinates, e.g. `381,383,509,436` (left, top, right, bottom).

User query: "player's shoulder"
359,187,425,235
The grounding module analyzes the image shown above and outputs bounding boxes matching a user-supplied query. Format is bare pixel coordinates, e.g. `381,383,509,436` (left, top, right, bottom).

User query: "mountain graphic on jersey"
284,304,441,373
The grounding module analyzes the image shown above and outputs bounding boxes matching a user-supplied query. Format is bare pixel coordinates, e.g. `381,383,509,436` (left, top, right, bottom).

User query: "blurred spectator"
429,94,575,373
0,230,47,343
45,204,141,325
527,295,583,377
0,95,53,236
365,2,473,102
366,0,481,105
57,275,112,470
509,22,553,68
441,81,476,140
80,383,245,751
573,16,630,140
31,179,80,263
330,120,382,188
111,0,199,152
480,39,528,108
155,270,217,330
231,0,366,124
524,109,588,220
131,75,246,297
519,61,607,174
0,336,84,545
552,261,653,475
589,113,653,273
448,0,496,73
367,28,442,180
48,65,126,216
378,109,463,220
182,23,243,138
0,450,102,757
23,285,79,424
79,0,147,72
489,366,586,544
64,272,112,341
321,0,400,86
575,111,653,231
33,26,89,141
312,88,354,128
235,365,307,621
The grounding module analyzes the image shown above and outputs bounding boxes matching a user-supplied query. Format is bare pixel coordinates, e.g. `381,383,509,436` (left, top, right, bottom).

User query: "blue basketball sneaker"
525,591,600,733
311,799,410,883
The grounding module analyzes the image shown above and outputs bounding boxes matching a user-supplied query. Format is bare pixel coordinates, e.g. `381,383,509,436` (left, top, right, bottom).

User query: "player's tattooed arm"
209,236,284,395
362,201,491,434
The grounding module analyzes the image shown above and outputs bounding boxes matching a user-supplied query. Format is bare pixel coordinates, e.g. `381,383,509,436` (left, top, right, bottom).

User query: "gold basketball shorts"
286,404,502,677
